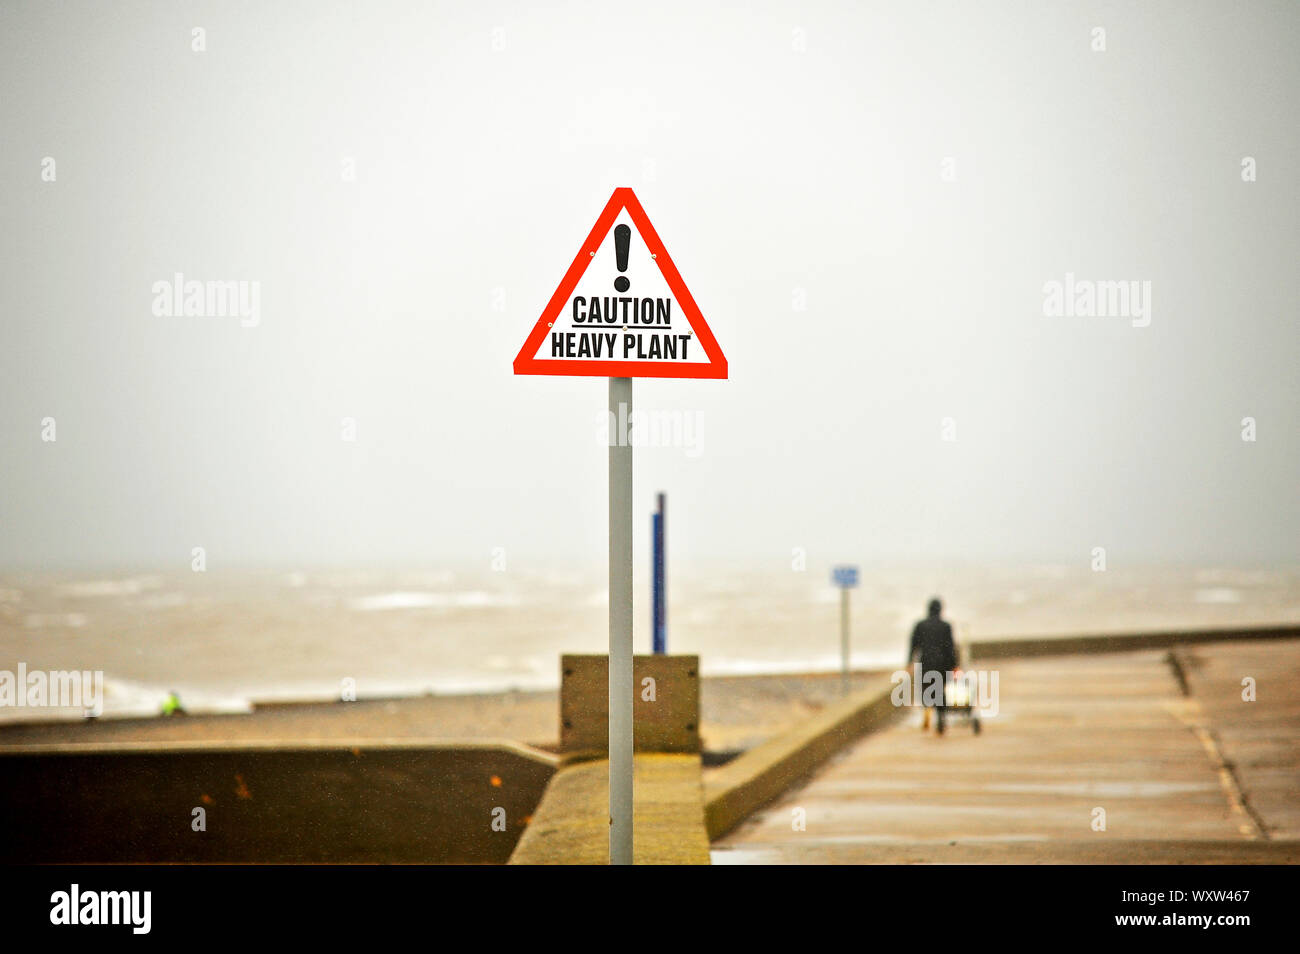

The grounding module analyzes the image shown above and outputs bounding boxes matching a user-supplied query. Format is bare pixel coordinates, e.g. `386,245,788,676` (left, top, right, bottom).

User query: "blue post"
652,493,666,654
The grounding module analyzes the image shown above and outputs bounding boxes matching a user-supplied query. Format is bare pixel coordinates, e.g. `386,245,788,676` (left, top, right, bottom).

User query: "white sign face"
514,188,727,379
540,209,708,366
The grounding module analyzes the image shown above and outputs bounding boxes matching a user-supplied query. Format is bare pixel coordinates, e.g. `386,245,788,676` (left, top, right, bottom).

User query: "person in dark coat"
908,598,958,734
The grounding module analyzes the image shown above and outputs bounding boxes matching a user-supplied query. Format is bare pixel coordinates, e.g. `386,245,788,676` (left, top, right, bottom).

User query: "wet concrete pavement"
713,640,1300,864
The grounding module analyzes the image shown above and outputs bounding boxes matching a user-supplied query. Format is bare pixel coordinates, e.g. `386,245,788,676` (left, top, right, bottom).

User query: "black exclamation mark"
613,224,631,293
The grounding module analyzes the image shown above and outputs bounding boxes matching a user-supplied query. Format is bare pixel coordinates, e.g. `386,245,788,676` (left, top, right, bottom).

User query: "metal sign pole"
514,190,726,863
609,376,634,865
832,565,858,696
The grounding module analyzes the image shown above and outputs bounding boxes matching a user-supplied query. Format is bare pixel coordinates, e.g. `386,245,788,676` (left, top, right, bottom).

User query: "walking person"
908,598,958,735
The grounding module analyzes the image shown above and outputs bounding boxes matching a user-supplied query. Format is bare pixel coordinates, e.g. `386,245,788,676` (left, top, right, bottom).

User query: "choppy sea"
1,562,1297,721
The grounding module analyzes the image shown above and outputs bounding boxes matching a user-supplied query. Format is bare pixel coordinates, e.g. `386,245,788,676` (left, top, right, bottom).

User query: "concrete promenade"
509,754,712,864
712,639,1300,864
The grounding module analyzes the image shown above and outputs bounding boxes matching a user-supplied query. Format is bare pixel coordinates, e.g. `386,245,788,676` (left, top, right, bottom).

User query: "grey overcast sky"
1,1,1297,570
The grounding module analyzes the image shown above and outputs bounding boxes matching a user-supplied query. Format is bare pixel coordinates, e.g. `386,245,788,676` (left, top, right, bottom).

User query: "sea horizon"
3,560,1298,722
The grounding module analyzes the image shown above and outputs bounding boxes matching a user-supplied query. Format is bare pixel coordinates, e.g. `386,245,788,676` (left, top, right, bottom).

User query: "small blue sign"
831,565,859,588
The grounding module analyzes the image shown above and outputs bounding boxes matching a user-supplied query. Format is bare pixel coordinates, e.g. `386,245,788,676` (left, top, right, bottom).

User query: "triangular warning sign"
513,188,727,379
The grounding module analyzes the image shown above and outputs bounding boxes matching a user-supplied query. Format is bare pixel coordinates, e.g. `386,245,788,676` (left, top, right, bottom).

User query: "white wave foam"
97,677,253,718
348,590,514,611
57,576,162,598
1194,588,1242,604
0,674,255,724
134,593,188,610
23,613,88,629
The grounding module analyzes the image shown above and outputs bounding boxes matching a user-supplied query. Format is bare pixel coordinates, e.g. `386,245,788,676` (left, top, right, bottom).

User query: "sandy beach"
0,670,889,755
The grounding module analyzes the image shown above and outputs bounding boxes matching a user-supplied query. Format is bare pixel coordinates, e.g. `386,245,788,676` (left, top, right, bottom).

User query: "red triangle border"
513,188,728,379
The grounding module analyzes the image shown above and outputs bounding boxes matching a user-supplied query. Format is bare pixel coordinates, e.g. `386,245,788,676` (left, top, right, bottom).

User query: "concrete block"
560,654,699,756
